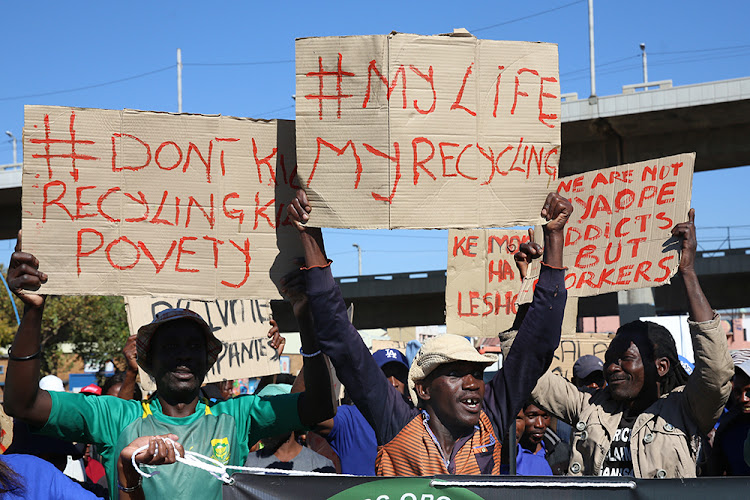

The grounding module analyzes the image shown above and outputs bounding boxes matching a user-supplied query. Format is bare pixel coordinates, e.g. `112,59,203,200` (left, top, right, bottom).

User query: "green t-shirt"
39,391,303,499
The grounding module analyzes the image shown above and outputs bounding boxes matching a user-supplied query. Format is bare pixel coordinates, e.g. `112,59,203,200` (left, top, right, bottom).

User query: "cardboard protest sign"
446,228,579,337
446,229,528,336
518,153,695,302
125,297,280,391
296,32,560,229
22,105,302,299
549,333,613,381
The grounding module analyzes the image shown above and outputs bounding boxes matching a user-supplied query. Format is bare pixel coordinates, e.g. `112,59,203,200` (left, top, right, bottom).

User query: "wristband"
299,348,322,358
117,475,142,492
8,347,42,361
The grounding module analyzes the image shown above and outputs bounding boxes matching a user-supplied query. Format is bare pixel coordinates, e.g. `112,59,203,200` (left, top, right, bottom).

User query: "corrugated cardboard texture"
446,228,528,336
296,33,560,229
446,228,577,337
22,106,302,299
518,153,695,302
125,296,280,391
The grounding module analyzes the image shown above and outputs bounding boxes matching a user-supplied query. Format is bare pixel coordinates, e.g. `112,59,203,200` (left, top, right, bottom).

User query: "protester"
4,233,335,500
287,189,571,475
102,372,143,401
513,402,553,476
572,355,605,390
0,453,102,499
244,384,335,473
529,209,734,478
706,359,750,475
294,347,413,475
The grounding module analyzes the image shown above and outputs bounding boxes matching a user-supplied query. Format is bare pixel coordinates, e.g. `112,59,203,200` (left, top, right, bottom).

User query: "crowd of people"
0,189,746,499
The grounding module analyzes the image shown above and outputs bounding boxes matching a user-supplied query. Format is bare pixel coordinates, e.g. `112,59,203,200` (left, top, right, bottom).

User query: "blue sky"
1,0,749,276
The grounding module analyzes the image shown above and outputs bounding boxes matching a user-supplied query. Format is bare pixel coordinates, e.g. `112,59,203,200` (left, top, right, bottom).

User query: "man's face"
419,361,485,431
576,371,606,390
732,372,750,414
151,320,208,398
516,404,550,449
381,362,408,396
604,335,647,402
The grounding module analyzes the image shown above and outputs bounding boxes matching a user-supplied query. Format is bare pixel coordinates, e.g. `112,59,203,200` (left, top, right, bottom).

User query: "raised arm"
3,233,52,427
673,209,734,433
117,335,139,400
288,190,416,445
281,264,336,427
484,193,571,438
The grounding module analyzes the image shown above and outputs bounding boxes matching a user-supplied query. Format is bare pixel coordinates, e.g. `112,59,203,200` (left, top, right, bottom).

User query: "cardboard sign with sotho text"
22,105,302,299
517,153,695,302
125,297,280,392
446,229,528,337
296,32,560,229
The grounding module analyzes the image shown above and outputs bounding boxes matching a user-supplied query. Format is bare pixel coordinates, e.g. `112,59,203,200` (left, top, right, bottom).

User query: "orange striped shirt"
376,410,502,476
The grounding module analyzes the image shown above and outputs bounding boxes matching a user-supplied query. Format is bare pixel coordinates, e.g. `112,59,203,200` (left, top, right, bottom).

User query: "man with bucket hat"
4,234,334,499
287,189,571,475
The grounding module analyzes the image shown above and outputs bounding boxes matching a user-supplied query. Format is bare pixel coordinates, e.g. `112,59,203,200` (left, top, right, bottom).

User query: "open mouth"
460,397,481,412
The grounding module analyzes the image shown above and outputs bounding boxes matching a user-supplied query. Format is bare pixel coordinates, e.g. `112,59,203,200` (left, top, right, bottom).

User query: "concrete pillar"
617,288,656,325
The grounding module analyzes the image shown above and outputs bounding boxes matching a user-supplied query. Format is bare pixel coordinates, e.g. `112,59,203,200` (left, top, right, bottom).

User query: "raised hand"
7,231,47,308
287,189,312,233
514,228,543,280
267,319,286,356
541,192,573,234
671,208,697,275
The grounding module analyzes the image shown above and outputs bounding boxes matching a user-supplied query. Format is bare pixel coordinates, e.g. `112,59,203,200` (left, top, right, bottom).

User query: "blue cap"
373,348,409,370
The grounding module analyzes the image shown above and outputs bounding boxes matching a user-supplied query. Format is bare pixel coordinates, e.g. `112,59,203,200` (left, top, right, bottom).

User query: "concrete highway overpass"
271,246,750,331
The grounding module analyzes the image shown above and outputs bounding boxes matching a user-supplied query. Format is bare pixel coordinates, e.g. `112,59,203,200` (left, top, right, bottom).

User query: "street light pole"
177,48,183,113
587,0,596,97
640,43,648,83
352,244,362,275
5,131,16,165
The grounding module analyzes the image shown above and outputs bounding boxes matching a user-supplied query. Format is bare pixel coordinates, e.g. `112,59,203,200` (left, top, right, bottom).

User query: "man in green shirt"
3,235,334,499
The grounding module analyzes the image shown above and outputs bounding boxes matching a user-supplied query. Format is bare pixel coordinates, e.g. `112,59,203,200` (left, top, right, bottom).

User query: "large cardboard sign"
518,153,694,301
22,105,302,299
296,33,560,229
126,297,281,391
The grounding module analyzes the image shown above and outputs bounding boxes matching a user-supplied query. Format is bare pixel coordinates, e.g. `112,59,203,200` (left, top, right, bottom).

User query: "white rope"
130,440,356,486
430,479,637,489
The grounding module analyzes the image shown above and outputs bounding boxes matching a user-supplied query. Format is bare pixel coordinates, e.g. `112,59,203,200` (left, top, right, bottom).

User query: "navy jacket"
305,263,566,447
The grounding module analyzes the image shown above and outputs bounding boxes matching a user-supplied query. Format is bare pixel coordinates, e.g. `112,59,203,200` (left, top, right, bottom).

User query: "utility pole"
640,43,648,83
588,0,596,97
352,244,362,275
5,131,16,165
177,48,183,113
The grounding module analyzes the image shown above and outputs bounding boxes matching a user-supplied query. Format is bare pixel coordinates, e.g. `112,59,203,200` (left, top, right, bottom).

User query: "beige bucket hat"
408,334,497,404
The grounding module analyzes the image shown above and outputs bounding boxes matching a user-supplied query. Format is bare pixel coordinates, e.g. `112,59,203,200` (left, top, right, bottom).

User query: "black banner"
223,474,750,500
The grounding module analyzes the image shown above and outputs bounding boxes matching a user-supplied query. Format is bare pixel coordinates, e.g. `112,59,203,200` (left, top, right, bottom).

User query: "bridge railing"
696,225,750,253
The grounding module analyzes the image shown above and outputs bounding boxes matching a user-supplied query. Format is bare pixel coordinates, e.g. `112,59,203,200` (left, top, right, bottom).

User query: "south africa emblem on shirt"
211,437,230,464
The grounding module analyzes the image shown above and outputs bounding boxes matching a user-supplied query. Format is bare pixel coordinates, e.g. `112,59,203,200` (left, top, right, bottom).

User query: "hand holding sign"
671,208,697,275
514,228,542,280
288,190,312,233
8,231,47,308
541,192,574,269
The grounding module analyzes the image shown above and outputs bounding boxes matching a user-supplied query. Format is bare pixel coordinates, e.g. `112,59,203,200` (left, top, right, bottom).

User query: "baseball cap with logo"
373,348,409,370
136,308,223,377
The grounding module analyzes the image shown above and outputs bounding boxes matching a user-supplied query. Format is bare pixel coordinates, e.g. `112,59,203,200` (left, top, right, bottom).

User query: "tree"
0,265,130,375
